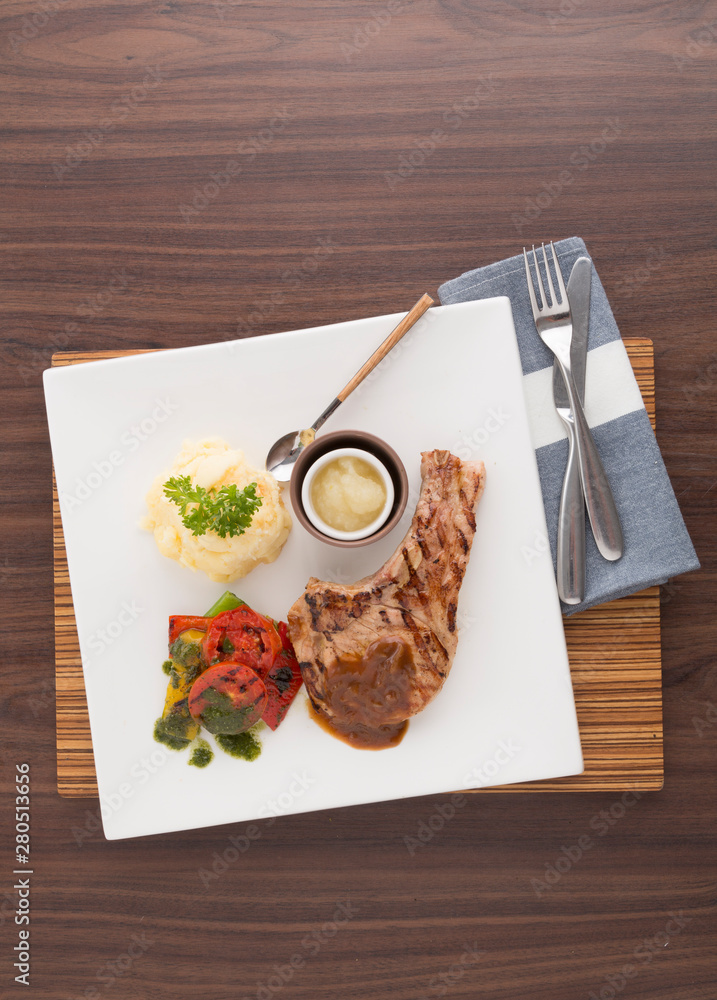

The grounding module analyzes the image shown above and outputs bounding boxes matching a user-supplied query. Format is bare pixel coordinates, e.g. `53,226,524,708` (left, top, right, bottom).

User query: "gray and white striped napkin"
438,236,699,614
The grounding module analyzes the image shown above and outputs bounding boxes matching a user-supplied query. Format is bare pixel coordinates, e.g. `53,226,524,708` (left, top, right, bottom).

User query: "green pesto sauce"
215,729,262,762
188,738,214,768
161,659,174,675
169,636,204,674
198,687,257,735
153,716,191,752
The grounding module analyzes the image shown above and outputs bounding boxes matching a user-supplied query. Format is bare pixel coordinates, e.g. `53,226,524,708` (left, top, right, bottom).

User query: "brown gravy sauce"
309,636,414,750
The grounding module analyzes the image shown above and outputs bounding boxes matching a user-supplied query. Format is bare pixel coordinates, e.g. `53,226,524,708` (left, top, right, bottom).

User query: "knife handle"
556,424,586,604
336,293,434,402
558,359,624,561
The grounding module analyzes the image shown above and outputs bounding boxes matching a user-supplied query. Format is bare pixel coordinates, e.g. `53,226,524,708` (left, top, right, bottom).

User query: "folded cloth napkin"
438,236,700,615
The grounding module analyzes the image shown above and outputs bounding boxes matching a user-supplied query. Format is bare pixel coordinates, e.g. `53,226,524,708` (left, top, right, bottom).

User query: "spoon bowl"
266,428,315,482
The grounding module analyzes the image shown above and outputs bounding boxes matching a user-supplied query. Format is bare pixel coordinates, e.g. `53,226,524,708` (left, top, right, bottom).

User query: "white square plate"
44,298,583,840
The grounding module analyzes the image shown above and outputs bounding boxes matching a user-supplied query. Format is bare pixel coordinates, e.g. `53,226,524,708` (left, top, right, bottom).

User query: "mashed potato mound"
143,438,291,583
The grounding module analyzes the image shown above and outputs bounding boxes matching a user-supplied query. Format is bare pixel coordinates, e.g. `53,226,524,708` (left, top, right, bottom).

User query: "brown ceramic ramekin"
289,430,409,548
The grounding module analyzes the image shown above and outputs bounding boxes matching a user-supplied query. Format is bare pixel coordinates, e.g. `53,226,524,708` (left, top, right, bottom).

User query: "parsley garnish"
163,475,262,539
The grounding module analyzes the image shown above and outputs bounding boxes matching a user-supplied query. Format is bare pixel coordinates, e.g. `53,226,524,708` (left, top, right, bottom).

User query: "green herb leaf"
163,477,262,539
163,475,204,515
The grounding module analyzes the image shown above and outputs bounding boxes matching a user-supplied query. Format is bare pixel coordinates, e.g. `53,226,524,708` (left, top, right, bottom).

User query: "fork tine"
531,244,548,310
523,247,540,317
541,243,556,307
549,241,567,305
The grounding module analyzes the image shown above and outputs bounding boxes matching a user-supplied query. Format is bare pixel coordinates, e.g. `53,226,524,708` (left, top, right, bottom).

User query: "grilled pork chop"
288,450,486,748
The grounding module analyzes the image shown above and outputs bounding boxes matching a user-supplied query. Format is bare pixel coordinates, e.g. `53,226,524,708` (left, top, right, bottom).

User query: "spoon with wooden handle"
265,293,434,482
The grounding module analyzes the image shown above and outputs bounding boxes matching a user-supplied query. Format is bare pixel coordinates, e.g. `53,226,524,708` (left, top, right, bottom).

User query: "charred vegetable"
262,622,304,731
188,663,268,735
202,605,282,674
154,592,304,765
154,627,206,750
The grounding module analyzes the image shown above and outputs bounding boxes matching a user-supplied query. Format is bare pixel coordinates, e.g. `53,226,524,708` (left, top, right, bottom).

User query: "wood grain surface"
2,2,715,998
52,340,663,797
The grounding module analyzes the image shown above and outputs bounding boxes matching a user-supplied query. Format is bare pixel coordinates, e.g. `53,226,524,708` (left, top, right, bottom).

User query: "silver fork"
523,243,623,563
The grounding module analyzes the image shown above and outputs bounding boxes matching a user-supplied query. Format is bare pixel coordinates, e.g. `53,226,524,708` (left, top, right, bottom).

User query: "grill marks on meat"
288,450,486,749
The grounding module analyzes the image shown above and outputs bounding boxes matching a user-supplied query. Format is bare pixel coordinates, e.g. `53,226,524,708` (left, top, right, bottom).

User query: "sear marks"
288,451,485,748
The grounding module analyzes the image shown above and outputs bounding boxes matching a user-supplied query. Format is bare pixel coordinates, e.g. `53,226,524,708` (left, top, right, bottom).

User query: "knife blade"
553,255,591,407
553,255,591,604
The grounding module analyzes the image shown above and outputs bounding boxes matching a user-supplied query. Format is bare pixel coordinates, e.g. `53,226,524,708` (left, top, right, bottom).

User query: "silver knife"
553,256,591,604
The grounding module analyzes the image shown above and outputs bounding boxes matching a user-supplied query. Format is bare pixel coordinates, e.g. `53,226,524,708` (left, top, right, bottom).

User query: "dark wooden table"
2,2,715,997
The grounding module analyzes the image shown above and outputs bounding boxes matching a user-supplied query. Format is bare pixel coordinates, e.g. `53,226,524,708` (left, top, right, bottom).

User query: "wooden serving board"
53,340,662,797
